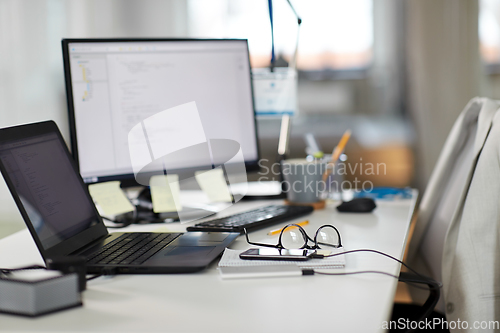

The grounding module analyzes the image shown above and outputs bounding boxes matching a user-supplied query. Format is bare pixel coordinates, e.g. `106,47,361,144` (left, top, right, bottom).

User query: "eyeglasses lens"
316,226,339,248
280,225,307,249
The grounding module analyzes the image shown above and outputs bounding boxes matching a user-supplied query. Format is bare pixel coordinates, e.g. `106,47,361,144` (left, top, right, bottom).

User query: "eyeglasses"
244,224,342,250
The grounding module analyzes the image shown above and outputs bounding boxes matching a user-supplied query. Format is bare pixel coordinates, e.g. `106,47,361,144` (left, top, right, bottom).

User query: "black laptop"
0,121,239,274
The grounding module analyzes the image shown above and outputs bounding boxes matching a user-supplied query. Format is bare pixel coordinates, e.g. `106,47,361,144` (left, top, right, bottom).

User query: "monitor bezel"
61,38,261,187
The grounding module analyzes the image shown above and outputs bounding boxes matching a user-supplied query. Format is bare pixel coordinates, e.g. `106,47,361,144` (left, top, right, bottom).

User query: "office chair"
391,97,500,332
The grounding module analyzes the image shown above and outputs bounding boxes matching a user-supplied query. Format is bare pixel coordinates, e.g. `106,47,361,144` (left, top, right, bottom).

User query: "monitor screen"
62,39,259,185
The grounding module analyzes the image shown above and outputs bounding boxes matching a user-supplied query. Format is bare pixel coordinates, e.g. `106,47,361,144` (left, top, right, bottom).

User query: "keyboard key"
86,233,181,266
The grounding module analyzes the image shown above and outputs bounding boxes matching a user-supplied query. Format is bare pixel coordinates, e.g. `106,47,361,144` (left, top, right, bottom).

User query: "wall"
0,0,188,237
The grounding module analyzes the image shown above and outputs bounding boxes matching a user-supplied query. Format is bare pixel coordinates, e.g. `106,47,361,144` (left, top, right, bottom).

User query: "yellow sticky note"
88,181,134,216
153,226,171,232
150,174,182,213
195,167,233,202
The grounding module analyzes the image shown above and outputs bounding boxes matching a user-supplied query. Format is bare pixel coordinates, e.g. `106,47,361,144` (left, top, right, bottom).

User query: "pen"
267,220,309,236
322,130,352,182
304,133,324,159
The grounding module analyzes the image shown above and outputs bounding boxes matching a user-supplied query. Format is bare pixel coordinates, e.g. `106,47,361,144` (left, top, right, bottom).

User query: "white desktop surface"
0,193,417,333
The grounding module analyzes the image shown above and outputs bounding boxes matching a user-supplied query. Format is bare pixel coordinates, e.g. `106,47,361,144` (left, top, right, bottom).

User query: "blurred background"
1,0,500,237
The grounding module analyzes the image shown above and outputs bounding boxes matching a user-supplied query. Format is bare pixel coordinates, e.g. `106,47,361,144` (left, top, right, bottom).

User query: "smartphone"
239,248,316,261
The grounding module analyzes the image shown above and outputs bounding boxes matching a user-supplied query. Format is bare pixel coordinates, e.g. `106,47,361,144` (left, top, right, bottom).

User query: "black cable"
313,270,399,279
309,269,440,291
1,265,45,276
398,272,441,333
311,269,440,291
320,248,441,287
402,280,442,292
86,274,102,281
101,216,136,228
100,199,165,228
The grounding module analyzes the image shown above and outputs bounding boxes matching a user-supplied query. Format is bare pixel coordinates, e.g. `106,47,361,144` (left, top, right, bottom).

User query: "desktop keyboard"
186,205,314,233
87,232,181,266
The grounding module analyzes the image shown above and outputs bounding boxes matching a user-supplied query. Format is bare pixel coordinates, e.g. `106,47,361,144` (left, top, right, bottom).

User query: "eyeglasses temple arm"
334,226,342,248
244,228,281,248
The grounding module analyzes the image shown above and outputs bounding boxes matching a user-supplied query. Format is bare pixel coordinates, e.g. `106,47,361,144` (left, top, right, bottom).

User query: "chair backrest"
442,100,500,324
407,98,487,311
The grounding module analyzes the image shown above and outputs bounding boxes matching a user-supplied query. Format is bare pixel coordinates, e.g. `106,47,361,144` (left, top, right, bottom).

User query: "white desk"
0,194,417,333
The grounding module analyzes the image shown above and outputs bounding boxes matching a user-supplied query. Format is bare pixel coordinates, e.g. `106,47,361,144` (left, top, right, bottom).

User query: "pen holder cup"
281,159,327,205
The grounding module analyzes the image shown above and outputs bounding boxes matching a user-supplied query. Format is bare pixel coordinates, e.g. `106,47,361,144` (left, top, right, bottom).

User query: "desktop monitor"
61,38,260,187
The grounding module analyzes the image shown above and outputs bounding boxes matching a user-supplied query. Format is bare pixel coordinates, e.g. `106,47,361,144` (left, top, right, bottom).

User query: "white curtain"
406,0,486,189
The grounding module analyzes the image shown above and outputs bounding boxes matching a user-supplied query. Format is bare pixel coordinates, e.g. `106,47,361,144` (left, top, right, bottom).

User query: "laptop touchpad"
176,232,230,244
163,246,216,258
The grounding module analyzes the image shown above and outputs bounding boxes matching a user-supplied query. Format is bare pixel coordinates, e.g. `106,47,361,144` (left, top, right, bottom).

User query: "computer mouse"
336,198,376,213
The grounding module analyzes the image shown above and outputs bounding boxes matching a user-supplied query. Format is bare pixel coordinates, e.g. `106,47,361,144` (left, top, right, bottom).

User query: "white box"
0,270,82,317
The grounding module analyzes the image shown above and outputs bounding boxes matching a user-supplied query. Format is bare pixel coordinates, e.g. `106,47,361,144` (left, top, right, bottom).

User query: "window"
480,0,500,66
187,0,373,71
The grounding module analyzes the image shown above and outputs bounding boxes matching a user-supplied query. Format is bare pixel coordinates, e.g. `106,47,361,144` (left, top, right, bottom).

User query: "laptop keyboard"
87,232,181,266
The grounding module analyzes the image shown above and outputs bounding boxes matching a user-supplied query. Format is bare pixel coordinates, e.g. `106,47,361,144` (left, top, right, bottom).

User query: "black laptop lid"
0,121,108,258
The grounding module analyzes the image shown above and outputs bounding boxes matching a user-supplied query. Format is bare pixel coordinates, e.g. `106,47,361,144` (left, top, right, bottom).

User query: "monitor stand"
241,114,290,201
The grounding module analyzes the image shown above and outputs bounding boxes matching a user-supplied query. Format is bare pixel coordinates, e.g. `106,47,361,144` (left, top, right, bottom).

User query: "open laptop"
0,121,239,274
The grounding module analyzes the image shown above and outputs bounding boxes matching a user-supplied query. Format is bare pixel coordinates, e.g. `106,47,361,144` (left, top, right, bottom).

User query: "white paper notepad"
218,248,346,270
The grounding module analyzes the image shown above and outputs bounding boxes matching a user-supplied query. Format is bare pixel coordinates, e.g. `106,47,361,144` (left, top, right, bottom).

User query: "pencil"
267,220,309,236
322,129,351,182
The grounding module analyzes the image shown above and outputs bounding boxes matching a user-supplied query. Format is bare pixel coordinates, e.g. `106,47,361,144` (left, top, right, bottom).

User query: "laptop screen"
0,132,100,250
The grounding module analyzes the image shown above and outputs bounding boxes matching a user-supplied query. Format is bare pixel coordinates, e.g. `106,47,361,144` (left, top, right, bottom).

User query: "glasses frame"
244,223,342,250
